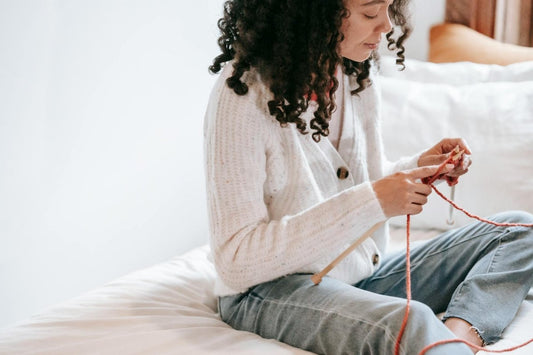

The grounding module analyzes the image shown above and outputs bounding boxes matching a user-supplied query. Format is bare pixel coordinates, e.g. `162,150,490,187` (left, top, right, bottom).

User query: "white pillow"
379,55,533,85
380,74,533,230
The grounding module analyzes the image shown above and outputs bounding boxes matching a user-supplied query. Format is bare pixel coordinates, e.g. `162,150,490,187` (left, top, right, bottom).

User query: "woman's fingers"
442,138,472,155
418,150,473,180
445,150,472,177
418,138,473,170
411,192,429,206
373,165,456,218
408,164,454,181
418,153,449,167
375,141,472,218
434,138,472,156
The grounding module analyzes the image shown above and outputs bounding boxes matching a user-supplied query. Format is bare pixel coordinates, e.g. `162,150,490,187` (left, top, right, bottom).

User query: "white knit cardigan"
204,63,419,296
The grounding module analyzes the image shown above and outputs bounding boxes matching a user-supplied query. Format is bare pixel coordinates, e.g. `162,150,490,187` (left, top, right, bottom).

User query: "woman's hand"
418,138,472,179
372,164,454,218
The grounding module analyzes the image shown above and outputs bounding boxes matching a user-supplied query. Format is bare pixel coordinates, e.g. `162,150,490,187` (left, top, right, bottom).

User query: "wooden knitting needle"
311,222,385,285
422,146,464,185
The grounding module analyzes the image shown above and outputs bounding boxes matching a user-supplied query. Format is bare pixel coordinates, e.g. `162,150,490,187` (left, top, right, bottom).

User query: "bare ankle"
444,317,484,354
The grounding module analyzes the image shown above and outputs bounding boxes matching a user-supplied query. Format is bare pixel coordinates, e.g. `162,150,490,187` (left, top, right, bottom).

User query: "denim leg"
219,274,472,355
356,211,533,345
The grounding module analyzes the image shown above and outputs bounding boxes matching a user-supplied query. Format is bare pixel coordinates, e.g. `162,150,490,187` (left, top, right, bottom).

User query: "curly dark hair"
209,0,412,142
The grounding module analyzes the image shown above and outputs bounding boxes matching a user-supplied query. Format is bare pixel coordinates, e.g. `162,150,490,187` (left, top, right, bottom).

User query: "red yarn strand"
393,176,533,354
394,214,412,355
419,337,533,355
431,184,533,228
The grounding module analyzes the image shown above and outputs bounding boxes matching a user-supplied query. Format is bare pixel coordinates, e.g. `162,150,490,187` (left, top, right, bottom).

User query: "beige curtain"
446,0,532,46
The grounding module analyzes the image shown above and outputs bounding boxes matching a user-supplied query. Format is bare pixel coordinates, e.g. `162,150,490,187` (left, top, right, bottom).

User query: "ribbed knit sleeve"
204,68,387,294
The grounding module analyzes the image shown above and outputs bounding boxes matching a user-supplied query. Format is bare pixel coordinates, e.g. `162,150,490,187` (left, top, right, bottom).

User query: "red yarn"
419,337,533,355
431,185,533,228
394,214,411,355
393,154,533,355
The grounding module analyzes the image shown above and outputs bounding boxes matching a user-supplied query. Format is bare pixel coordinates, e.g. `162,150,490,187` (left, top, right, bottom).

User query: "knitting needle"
446,185,456,225
422,146,464,185
311,222,385,285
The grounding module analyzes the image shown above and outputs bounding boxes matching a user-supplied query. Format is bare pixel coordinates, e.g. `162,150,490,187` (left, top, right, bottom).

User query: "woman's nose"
379,12,393,34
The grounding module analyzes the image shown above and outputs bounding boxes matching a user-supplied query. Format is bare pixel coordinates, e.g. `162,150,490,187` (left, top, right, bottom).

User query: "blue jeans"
219,211,533,355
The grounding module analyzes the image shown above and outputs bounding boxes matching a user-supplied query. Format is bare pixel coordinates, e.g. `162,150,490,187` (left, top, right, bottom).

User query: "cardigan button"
336,167,349,180
372,253,380,266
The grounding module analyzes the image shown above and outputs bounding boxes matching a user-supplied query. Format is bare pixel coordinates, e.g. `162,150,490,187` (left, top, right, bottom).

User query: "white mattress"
0,228,531,354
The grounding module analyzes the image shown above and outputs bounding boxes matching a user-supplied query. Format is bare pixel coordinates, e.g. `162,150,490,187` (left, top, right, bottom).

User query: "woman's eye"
364,13,378,19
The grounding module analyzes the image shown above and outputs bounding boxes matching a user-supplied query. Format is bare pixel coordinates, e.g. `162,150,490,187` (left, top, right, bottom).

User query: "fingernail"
446,164,455,170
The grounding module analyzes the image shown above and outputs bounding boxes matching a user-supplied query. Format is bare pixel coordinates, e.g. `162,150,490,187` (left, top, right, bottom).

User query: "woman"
204,0,533,354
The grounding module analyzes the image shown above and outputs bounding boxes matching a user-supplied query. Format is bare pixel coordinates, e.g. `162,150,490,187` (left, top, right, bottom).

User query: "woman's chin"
343,51,373,63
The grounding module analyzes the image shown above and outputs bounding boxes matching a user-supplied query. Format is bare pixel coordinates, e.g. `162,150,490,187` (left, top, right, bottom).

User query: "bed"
1,56,532,354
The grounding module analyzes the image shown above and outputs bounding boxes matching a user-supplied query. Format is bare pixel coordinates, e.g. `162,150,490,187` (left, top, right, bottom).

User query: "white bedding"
0,244,311,355
0,228,531,354
1,58,532,354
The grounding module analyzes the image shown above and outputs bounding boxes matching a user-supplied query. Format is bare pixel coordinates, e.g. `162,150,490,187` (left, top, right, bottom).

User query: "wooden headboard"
445,0,532,46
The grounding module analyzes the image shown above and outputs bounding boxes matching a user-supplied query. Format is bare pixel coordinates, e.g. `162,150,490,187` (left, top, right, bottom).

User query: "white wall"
406,0,447,60
381,0,446,61
0,0,446,329
0,0,223,328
